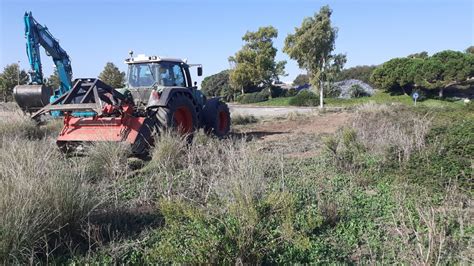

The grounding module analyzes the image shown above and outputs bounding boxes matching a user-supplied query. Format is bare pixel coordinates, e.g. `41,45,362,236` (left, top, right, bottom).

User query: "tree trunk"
320,80,324,108
439,87,444,98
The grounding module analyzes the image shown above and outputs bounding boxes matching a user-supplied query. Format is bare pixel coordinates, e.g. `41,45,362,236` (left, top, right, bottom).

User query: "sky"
0,0,473,86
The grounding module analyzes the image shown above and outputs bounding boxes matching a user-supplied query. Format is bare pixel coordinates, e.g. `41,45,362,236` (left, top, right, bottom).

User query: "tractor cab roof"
125,54,186,64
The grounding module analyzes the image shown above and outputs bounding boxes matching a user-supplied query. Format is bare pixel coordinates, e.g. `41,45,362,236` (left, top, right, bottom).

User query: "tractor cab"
123,53,203,108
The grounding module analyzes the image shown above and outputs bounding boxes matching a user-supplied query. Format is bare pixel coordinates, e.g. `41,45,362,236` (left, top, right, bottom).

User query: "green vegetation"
98,62,126,88
284,5,346,94
229,26,286,94
0,103,472,264
255,90,466,108
335,65,377,85
293,73,309,86
201,70,232,101
371,50,474,97
0,64,28,102
288,90,320,106
236,90,270,104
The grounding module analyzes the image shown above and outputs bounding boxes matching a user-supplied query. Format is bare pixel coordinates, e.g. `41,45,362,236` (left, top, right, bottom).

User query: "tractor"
29,52,231,154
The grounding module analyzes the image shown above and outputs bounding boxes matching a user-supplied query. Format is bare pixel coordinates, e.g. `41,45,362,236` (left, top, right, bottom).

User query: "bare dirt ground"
233,111,354,158
228,103,345,117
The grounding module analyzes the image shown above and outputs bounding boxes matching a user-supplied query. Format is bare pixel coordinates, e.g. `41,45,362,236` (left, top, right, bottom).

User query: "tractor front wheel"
156,93,198,135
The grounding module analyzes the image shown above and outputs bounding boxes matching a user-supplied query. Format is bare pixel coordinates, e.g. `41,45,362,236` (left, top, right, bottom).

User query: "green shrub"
404,118,473,191
349,84,369,98
288,90,320,106
285,88,298,97
237,90,269,104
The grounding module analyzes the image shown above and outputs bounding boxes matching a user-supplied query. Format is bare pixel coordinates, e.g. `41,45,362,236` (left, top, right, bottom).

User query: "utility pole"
17,61,20,85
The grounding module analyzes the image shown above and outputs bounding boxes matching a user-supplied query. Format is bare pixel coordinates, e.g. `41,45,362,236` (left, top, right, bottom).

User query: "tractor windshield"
127,62,186,88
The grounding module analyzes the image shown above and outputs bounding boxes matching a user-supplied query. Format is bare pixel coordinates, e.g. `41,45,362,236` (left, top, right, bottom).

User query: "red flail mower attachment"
33,79,154,154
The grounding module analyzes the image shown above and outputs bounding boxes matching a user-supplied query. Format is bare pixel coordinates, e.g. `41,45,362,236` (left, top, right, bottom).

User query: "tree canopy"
98,62,126,88
335,65,377,85
45,69,61,90
229,26,286,94
283,5,345,106
293,74,309,86
371,50,474,97
0,64,28,102
465,46,474,54
201,70,233,101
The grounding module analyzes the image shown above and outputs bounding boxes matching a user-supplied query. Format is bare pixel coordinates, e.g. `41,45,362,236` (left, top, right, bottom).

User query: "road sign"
412,92,419,100
412,92,419,106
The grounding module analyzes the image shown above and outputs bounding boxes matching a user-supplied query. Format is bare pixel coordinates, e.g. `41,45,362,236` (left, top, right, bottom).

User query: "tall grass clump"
0,137,97,264
0,111,42,139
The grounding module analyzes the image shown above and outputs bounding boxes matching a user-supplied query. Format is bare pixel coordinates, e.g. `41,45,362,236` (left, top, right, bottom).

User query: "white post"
320,58,325,109
320,80,324,108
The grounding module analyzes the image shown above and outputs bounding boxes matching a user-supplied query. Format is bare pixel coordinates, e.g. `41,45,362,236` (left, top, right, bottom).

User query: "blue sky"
0,0,472,85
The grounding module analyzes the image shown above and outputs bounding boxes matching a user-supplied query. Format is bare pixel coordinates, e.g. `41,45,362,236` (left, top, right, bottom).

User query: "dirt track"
234,111,354,158
229,104,319,117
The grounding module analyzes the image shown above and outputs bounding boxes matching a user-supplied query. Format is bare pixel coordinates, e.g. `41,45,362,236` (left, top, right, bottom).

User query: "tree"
45,69,61,89
371,50,474,98
0,64,28,102
407,51,429,59
201,70,233,101
229,26,286,94
335,65,377,85
98,62,125,88
422,50,473,97
293,74,309,86
283,5,345,108
465,46,474,54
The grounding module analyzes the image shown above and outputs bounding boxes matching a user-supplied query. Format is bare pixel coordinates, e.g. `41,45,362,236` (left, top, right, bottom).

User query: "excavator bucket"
34,78,155,154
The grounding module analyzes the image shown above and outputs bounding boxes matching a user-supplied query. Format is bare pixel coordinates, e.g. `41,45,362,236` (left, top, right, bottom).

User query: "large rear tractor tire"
156,92,198,135
202,99,231,138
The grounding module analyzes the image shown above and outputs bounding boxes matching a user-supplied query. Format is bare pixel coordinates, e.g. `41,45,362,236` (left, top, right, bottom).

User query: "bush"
349,84,370,98
236,90,269,104
288,90,320,106
404,117,473,191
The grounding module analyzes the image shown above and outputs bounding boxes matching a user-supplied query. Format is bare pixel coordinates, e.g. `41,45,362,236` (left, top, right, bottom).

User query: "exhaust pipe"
13,84,53,112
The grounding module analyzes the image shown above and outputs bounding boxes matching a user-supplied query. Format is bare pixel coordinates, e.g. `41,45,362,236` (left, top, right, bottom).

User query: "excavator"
15,12,231,154
14,12,74,115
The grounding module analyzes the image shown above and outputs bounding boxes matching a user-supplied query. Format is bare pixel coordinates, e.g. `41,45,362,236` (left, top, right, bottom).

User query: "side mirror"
197,66,203,76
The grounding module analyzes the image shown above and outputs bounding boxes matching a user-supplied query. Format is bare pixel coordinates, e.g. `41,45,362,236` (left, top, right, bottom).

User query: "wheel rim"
218,110,229,133
174,106,193,134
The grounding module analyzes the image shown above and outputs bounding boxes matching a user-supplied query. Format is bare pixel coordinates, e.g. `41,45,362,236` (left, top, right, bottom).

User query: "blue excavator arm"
24,11,73,95
14,12,75,112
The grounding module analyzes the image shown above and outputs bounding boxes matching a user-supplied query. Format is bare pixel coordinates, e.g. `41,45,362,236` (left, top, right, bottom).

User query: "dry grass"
137,130,280,207
352,103,432,163
0,111,42,140
0,137,97,263
231,113,259,125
